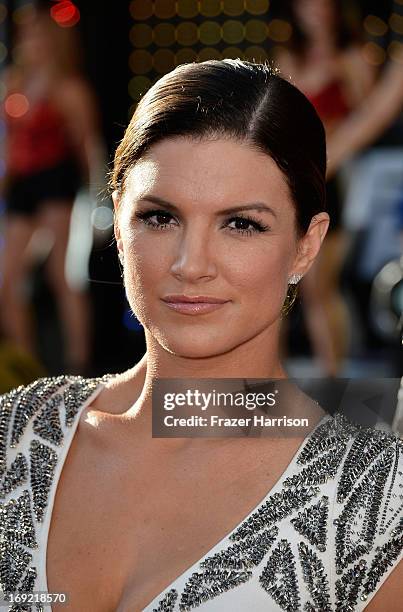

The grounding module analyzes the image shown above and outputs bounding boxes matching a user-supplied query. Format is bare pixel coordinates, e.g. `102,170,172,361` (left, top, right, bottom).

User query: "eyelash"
134,209,270,236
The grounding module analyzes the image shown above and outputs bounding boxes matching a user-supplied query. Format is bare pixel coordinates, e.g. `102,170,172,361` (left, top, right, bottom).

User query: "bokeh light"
154,0,176,19
199,21,222,45
50,1,80,28
176,22,198,46
222,0,244,17
154,23,176,47
388,41,403,63
5,94,29,118
91,206,114,231
129,50,153,74
129,0,153,21
130,24,153,48
198,47,222,61
176,47,198,64
222,20,245,44
363,15,388,37
245,19,267,43
245,0,270,16
222,46,244,59
245,45,268,61
389,13,403,35
200,0,222,18
267,19,292,42
177,0,198,19
153,48,176,74
362,41,387,65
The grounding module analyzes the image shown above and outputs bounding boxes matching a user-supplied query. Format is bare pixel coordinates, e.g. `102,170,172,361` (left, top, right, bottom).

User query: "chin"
154,329,238,359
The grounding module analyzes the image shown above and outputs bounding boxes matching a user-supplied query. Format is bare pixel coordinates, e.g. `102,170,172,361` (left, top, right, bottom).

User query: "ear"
112,190,123,255
290,212,330,278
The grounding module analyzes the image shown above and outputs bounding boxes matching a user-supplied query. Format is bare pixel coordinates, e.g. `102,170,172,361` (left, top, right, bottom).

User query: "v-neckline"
40,379,331,612
142,410,332,611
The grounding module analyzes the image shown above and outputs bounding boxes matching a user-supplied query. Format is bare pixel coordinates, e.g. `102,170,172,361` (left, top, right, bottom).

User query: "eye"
225,215,270,236
134,209,177,230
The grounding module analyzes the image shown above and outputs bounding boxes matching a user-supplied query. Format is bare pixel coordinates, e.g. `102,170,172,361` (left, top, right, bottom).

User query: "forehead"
123,137,293,213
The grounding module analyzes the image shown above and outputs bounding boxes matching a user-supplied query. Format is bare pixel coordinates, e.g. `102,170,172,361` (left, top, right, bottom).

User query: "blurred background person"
0,5,103,375
276,0,376,376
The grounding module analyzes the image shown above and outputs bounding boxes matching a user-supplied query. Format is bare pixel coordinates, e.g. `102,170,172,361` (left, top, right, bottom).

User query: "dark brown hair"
111,59,326,237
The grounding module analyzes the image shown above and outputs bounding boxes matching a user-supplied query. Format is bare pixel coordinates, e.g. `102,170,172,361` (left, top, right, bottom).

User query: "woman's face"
114,137,323,359
294,0,336,37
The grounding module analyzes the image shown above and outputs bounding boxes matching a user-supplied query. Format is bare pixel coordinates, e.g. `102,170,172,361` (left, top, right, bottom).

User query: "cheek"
226,243,290,302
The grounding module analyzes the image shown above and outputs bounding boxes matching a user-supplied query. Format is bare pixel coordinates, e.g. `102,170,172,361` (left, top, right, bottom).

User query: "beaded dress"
0,376,402,612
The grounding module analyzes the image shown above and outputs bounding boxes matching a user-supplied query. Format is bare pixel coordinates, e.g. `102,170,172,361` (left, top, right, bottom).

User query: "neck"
122,323,288,437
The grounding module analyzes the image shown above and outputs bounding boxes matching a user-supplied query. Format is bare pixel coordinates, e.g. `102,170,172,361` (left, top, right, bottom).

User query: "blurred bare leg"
0,214,37,356
38,201,91,374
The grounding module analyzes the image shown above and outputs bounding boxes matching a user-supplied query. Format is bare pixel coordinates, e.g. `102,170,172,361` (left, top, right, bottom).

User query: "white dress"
0,376,402,612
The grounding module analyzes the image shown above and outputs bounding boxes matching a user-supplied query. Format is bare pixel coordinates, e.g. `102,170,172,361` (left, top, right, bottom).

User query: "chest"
46,435,298,611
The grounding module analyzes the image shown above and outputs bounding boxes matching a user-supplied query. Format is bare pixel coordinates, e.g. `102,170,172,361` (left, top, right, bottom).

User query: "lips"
162,295,229,304
161,295,230,315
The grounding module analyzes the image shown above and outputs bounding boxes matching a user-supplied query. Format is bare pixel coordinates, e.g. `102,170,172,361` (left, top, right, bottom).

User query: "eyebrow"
136,195,278,219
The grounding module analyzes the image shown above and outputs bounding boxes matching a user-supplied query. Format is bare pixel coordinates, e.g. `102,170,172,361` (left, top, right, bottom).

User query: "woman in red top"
276,0,376,376
0,7,102,373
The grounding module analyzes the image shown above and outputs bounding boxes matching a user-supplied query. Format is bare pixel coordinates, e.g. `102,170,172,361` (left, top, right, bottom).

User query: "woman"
0,61,401,611
0,7,102,374
276,0,376,375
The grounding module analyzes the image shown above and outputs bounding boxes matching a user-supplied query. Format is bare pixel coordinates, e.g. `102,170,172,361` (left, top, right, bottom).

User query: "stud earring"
288,273,303,284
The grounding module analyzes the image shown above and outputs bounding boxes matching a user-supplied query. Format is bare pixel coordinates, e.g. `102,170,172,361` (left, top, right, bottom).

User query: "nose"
170,225,217,282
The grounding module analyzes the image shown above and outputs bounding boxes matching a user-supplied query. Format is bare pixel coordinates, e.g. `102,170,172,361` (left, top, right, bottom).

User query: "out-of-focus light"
388,41,403,63
154,0,176,19
363,15,388,37
177,0,198,19
123,308,143,331
200,0,221,18
389,13,403,35
223,0,244,17
130,24,153,48
0,42,7,63
245,19,268,43
0,4,7,24
362,41,386,65
130,0,153,21
222,20,244,44
175,47,198,64
245,45,268,61
12,4,35,26
5,93,29,118
50,1,80,28
222,46,244,59
199,21,222,45
245,0,270,16
0,119,5,138
129,49,153,74
154,23,176,47
176,22,198,46
198,47,222,61
267,19,292,42
0,159,5,179
153,49,175,74
91,206,114,231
